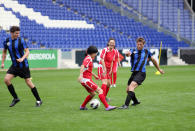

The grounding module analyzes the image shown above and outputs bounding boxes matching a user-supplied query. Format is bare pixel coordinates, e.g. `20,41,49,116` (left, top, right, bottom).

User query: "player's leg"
101,79,107,97
80,91,96,110
96,87,116,111
4,73,20,107
112,64,117,87
119,81,138,109
113,71,117,87
25,78,42,107
106,78,111,96
110,72,113,88
98,66,108,97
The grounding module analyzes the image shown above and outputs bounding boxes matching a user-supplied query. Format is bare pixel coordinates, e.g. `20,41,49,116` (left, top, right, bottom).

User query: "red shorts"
112,62,118,73
98,64,111,80
81,78,98,93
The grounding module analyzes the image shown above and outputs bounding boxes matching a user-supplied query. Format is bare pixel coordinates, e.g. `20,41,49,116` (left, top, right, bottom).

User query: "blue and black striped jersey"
130,48,152,72
3,36,29,68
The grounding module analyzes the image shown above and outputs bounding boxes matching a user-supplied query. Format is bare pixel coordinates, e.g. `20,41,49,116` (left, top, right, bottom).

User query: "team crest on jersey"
7,42,10,46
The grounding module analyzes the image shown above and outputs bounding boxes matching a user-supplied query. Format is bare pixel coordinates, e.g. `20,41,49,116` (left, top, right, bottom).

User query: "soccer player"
110,48,122,88
119,37,164,109
98,38,116,99
1,26,42,107
78,46,116,111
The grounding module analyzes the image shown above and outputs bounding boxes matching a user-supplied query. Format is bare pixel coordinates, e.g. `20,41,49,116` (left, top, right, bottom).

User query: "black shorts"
7,66,31,79
127,71,146,86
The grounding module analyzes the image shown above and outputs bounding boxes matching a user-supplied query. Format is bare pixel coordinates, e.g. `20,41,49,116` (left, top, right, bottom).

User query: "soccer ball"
89,99,100,109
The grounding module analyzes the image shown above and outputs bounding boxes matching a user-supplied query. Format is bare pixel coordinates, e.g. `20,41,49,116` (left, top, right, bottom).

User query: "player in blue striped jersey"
1,26,42,107
119,37,164,109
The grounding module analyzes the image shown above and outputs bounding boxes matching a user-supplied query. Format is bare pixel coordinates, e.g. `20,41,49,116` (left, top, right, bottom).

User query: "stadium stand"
0,0,190,54
108,0,194,41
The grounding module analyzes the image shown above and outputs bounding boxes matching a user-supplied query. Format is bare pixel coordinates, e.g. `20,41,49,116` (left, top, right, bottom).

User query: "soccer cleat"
36,101,42,107
105,105,117,111
110,85,113,88
106,97,111,102
113,84,116,88
80,106,88,110
118,105,129,109
131,101,141,106
9,98,20,107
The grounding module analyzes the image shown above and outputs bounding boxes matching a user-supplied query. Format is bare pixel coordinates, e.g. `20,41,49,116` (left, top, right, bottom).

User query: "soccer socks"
7,84,18,99
31,87,41,101
132,93,138,103
98,94,109,108
101,84,107,96
105,86,110,96
125,91,135,106
113,72,117,84
81,95,93,107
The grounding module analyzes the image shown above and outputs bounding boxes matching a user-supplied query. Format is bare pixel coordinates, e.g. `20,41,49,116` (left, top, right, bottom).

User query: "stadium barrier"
0,49,58,69
179,48,195,64
75,49,168,67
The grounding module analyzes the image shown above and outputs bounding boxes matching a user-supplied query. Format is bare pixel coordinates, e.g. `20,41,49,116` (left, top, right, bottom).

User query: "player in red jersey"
110,48,122,88
78,46,116,111
98,38,116,100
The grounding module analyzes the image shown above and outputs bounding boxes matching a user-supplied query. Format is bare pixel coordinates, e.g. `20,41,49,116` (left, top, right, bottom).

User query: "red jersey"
99,47,116,69
82,55,93,79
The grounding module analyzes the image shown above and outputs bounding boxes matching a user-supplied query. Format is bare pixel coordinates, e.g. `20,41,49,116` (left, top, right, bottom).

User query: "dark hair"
107,37,115,46
85,46,98,56
10,26,20,33
136,37,146,45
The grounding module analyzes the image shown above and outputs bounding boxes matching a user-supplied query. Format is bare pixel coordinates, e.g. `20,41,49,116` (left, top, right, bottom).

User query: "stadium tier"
108,0,194,41
0,0,190,54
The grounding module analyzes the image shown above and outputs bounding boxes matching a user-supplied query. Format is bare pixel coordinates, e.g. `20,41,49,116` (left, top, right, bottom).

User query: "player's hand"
159,69,165,74
118,63,121,67
16,58,24,63
1,63,4,69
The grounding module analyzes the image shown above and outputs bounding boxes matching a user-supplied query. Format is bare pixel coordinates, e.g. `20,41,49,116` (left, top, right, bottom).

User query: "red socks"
113,72,117,84
98,94,109,108
81,95,93,107
101,84,107,96
106,86,110,96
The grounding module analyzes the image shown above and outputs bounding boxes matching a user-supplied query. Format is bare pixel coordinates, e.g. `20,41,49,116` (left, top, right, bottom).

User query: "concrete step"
168,56,188,65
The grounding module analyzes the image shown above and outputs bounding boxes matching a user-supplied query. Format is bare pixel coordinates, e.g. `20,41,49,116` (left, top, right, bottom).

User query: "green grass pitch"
0,65,195,131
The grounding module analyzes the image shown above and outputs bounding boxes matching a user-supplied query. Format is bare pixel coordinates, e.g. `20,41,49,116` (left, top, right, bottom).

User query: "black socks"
7,84,18,99
125,91,135,106
31,87,41,101
132,93,138,103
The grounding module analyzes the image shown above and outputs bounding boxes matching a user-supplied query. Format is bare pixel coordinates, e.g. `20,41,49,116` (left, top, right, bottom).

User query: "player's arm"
1,49,7,68
78,65,84,83
100,58,107,73
150,57,164,74
16,48,29,63
109,60,114,75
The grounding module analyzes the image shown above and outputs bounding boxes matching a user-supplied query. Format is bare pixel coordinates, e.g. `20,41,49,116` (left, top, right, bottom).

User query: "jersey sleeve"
21,38,28,49
100,49,106,59
148,49,152,58
82,58,91,68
